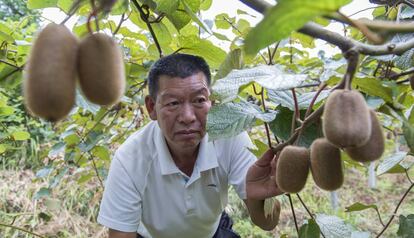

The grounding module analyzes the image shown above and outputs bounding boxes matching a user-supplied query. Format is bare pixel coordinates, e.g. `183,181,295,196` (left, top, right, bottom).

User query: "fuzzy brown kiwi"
323,89,371,148
310,138,343,191
23,23,78,122
78,33,125,106
345,110,385,162
276,146,310,193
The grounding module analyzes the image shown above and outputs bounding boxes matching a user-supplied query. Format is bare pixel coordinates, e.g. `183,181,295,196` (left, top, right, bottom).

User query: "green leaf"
152,21,172,46
57,0,73,13
38,212,52,222
12,131,30,141
179,35,226,69
215,13,233,29
269,107,323,147
397,214,414,238
34,187,50,200
377,152,407,175
249,139,269,158
200,0,212,10
64,134,80,146
353,77,393,102
48,142,66,157
182,0,212,34
207,100,276,140
0,106,15,116
27,0,58,9
166,0,199,30
268,90,330,111
299,219,321,238
0,144,6,154
403,121,414,153
77,173,94,184
315,214,354,237
92,145,111,161
212,65,308,103
76,90,100,114
244,0,352,55
155,0,179,15
215,49,243,80
345,202,377,212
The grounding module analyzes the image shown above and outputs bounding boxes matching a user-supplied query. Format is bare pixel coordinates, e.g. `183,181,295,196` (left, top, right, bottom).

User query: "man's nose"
179,103,196,124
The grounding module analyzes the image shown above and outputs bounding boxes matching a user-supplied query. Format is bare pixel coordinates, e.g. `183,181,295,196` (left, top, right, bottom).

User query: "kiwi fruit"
276,146,310,193
23,23,78,122
323,89,371,148
310,138,343,191
78,33,125,106
345,110,385,162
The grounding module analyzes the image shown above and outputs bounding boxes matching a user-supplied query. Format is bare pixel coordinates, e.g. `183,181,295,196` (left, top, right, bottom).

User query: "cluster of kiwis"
276,89,385,193
23,23,125,122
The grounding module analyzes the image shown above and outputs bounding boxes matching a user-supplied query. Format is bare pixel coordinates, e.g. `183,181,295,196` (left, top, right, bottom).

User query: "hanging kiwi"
23,23,78,122
78,33,125,106
323,89,371,148
276,146,310,193
345,110,385,162
310,138,344,191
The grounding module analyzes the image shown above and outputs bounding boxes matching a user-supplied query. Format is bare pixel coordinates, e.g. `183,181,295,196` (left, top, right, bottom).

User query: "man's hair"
147,53,211,98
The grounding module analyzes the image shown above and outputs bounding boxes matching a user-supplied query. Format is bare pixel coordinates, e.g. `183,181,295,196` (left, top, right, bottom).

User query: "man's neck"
167,143,199,177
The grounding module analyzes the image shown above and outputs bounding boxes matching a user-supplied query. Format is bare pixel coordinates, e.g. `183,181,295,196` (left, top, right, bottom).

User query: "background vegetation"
0,0,414,237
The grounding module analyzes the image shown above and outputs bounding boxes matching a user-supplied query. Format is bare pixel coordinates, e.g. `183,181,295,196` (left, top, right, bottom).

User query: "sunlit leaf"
27,0,58,9
377,152,407,175
345,202,377,212
12,130,30,141
244,0,352,54
212,65,308,103
207,100,276,140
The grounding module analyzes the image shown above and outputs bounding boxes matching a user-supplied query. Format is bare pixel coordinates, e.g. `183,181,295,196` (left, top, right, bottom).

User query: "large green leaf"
244,0,352,54
212,65,308,103
182,0,212,34
12,131,30,141
207,100,276,140
269,107,323,148
268,89,330,111
27,0,58,9
315,214,354,238
299,219,320,238
154,0,179,14
179,35,226,69
398,214,414,238
353,77,393,103
403,121,414,153
166,0,199,31
377,152,407,175
215,48,243,81
345,202,378,212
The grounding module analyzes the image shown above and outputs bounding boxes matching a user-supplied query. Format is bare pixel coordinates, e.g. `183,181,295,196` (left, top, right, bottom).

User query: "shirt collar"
153,122,218,176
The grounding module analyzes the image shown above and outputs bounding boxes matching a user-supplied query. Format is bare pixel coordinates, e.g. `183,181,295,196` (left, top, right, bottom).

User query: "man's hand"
246,149,283,200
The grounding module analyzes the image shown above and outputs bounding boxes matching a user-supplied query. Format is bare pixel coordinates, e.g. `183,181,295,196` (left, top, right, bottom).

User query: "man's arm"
108,229,137,238
245,149,283,230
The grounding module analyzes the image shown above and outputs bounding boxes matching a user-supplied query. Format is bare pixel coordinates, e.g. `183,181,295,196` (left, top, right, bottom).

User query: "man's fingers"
257,149,275,166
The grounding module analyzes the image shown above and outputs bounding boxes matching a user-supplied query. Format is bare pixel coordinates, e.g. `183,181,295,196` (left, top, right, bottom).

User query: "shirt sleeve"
227,132,257,200
97,155,142,232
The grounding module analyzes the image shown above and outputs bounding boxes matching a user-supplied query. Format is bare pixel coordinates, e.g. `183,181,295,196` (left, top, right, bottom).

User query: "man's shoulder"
114,121,157,163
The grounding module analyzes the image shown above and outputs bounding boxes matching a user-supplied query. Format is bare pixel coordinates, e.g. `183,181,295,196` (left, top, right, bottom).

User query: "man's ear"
145,96,157,120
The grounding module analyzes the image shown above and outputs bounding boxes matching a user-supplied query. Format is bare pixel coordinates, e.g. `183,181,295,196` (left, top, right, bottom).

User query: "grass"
0,164,413,237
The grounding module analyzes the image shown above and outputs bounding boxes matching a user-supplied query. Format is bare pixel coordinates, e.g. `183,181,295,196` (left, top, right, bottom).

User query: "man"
98,53,282,238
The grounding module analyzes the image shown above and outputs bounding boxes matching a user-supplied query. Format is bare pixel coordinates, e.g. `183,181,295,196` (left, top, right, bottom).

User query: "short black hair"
147,53,211,98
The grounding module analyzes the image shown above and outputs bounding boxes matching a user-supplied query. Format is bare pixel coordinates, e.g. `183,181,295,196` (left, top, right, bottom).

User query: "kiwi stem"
376,182,414,237
286,194,300,236
90,152,104,189
405,169,413,185
60,0,82,25
0,223,45,238
131,0,163,58
304,83,327,119
343,49,359,90
297,194,327,238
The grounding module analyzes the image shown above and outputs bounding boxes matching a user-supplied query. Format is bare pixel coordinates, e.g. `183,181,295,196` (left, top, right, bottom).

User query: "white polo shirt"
98,121,256,238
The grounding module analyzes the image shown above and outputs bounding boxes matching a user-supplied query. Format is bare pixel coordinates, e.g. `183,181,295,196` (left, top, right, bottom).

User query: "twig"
348,6,383,17
287,194,300,236
131,0,163,58
375,182,414,237
374,207,386,227
90,153,104,189
297,194,326,238
60,0,82,25
112,13,127,36
0,59,23,70
0,223,45,238
304,83,327,119
405,169,413,184
389,67,414,80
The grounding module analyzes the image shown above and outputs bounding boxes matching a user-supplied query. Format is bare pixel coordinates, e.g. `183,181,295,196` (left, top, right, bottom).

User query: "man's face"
145,72,211,152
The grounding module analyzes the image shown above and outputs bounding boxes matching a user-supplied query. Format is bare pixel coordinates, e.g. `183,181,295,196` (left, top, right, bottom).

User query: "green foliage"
398,214,414,238
299,219,320,238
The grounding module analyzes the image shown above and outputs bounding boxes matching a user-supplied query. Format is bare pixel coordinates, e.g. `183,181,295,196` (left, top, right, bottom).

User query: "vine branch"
131,0,163,58
0,223,45,238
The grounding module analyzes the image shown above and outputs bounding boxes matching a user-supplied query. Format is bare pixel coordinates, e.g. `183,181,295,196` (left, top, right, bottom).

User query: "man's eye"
166,101,179,107
194,98,206,104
